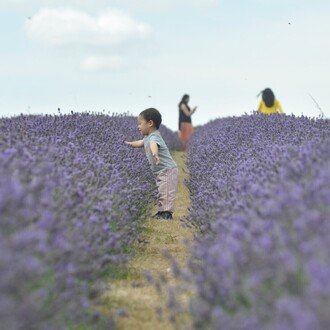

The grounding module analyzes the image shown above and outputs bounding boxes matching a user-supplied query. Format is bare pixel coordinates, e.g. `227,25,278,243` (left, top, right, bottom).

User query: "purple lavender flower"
177,114,330,329
0,113,178,328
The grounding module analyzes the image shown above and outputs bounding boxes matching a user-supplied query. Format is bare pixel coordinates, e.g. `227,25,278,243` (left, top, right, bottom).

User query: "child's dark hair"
139,108,162,129
262,88,275,107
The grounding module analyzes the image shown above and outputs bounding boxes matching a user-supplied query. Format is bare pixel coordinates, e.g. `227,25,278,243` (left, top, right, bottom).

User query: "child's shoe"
158,211,173,220
152,212,161,218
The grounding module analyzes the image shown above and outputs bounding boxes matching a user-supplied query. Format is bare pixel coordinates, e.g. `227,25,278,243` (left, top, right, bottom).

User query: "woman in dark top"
178,94,197,150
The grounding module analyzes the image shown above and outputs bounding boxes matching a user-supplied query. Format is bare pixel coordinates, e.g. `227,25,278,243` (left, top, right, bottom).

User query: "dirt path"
101,151,193,329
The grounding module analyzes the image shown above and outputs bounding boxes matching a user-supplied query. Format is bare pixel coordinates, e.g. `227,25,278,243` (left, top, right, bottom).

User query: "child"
125,108,178,220
257,88,284,114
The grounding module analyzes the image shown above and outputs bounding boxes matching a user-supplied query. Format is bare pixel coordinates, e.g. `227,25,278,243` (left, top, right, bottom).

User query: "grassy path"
101,151,193,329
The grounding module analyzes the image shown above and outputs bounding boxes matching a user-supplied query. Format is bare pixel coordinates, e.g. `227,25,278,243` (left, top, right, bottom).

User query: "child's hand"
153,153,160,165
125,140,144,148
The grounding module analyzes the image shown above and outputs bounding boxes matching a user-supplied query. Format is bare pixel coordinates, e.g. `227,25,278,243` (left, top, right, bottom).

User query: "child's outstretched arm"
150,141,160,165
125,140,144,148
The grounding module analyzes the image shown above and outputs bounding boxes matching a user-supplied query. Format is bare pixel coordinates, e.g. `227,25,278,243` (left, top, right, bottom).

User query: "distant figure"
178,94,197,150
258,88,284,114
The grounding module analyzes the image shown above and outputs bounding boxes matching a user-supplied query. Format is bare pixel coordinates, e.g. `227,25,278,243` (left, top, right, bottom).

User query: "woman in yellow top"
258,88,284,114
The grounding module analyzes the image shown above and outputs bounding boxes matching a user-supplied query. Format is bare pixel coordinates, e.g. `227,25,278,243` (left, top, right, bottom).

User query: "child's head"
138,108,162,135
262,88,275,107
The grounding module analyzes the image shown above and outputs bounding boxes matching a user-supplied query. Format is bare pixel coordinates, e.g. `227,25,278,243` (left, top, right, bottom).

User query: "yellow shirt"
258,99,284,114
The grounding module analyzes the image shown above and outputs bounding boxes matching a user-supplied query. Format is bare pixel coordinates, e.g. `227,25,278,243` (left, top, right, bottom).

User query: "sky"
0,0,329,130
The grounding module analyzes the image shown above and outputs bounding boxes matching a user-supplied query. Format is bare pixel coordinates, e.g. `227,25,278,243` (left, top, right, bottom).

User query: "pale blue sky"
1,0,329,130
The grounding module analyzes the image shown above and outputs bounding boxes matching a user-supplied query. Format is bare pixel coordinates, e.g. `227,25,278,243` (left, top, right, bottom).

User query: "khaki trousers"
155,167,179,212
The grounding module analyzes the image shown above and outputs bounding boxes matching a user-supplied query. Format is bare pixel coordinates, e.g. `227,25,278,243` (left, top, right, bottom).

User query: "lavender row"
0,113,177,329
159,124,181,151
182,114,330,329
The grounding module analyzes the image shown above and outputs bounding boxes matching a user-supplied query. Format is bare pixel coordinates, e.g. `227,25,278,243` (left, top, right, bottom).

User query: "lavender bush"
0,112,177,329
159,125,181,151
178,114,330,329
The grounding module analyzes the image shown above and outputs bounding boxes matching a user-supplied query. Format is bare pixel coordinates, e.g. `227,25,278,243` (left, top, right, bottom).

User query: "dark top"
179,102,192,130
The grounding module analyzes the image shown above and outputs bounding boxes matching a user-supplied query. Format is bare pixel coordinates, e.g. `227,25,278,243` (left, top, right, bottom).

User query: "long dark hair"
262,88,275,107
179,94,190,107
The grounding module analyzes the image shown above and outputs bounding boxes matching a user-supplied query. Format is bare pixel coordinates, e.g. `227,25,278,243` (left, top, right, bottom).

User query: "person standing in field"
257,88,284,114
178,94,197,150
125,108,178,220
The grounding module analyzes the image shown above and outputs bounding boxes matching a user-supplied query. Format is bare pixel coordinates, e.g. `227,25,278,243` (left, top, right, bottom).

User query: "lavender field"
0,112,178,329
175,114,330,329
1,112,330,330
